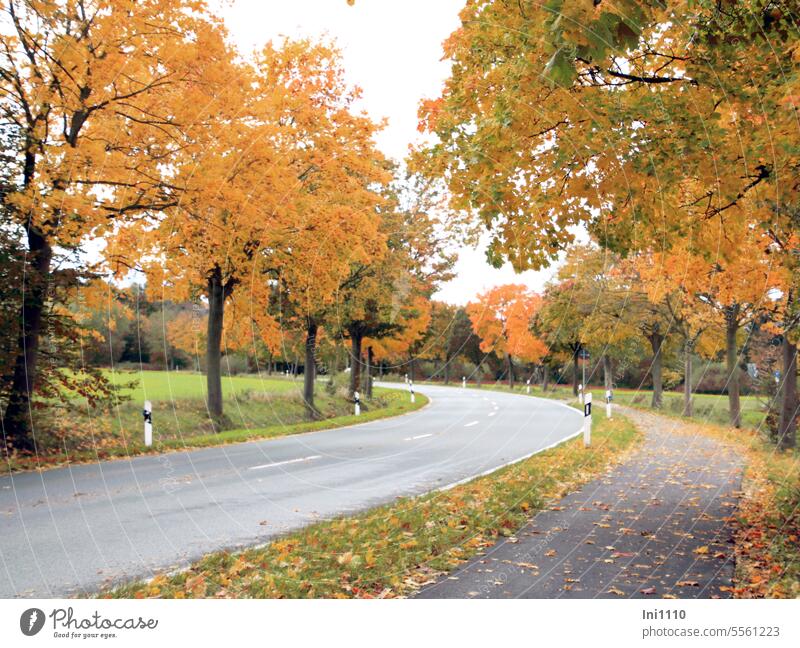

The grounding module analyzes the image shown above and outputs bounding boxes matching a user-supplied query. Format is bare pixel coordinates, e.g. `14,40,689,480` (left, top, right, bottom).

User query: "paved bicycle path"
417,407,744,599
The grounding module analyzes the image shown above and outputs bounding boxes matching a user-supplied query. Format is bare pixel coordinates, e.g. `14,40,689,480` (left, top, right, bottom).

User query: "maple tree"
114,39,388,425
687,233,783,427
418,0,799,445
418,301,474,385
259,41,390,417
0,0,233,451
635,252,717,418
337,175,454,398
466,284,547,389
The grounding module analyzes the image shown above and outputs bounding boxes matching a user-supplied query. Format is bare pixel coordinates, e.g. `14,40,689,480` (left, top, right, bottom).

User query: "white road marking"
404,433,433,441
488,412,496,417
248,455,321,471
464,420,479,427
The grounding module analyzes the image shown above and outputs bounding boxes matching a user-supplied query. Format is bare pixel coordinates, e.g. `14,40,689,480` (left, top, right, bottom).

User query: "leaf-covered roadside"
614,404,800,599
731,437,800,598
105,412,638,599
3,389,427,477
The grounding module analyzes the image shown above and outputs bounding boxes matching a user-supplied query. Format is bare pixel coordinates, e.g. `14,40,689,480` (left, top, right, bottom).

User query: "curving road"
0,383,581,598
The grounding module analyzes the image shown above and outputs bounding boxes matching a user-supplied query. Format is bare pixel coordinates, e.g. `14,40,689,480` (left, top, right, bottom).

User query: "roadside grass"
732,434,800,599
3,385,427,475
105,409,639,599
449,381,767,429
385,376,767,429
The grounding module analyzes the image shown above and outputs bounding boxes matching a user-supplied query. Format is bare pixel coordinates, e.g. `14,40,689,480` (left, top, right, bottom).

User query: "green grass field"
105,369,298,401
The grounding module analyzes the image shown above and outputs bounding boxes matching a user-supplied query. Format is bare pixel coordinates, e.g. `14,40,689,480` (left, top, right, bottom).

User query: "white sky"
222,0,557,304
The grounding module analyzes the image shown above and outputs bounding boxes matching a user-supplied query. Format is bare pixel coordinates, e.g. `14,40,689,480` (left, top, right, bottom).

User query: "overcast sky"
222,0,557,304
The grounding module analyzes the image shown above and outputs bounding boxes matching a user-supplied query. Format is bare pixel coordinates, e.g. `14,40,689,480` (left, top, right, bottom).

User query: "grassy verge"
3,387,427,475
733,436,800,598
106,409,639,599
478,382,765,429
384,378,768,429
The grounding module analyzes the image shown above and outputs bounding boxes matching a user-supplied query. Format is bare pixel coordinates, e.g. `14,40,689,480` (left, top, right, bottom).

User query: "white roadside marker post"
409,381,415,403
526,378,531,395
354,391,361,416
462,376,466,389
606,389,613,419
404,373,408,384
143,400,153,447
583,393,592,447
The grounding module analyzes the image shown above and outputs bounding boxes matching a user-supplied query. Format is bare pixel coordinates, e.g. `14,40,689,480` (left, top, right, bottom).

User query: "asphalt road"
0,383,581,598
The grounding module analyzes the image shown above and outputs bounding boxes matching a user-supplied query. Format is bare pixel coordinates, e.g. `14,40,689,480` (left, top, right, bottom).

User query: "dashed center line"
464,421,479,428
404,434,433,441
248,455,321,471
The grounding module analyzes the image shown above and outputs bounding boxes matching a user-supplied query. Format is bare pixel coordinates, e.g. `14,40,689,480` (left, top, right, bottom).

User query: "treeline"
412,0,800,449
0,0,453,451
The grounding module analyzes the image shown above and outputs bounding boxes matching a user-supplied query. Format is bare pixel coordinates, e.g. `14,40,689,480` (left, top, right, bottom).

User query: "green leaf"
544,48,575,88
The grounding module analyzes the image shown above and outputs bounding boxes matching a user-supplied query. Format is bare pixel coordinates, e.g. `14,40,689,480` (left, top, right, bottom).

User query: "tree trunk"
649,332,664,409
683,343,693,417
2,230,53,452
408,355,415,383
725,306,742,428
365,346,374,399
572,347,580,396
349,333,363,398
603,355,613,393
476,362,482,388
444,354,451,385
778,336,798,450
542,364,549,391
206,268,225,426
303,319,318,419
506,353,514,389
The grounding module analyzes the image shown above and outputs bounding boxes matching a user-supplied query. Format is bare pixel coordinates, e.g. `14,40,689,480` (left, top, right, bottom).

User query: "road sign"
747,363,758,379
578,349,590,360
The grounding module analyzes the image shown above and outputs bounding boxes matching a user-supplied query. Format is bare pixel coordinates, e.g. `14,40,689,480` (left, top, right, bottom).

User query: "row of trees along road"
413,0,800,449
0,0,453,451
